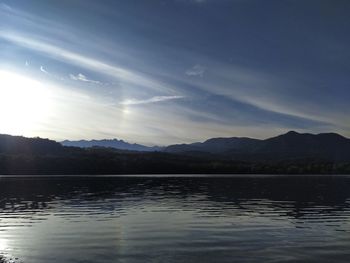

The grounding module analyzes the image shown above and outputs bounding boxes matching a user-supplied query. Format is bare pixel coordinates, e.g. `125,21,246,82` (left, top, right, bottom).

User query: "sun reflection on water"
0,239,8,251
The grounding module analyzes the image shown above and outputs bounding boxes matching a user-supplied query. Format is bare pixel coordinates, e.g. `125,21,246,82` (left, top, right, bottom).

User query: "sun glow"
0,238,8,251
0,70,52,135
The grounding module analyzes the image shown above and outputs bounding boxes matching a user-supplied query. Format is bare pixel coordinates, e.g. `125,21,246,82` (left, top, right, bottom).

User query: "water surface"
1,175,350,262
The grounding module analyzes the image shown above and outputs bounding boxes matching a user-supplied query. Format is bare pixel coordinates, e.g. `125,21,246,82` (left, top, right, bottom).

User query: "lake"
1,175,350,263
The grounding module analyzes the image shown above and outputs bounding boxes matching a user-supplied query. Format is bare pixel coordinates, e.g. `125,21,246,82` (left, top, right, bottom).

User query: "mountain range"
1,131,350,174
61,139,162,152
60,131,350,161
164,131,350,161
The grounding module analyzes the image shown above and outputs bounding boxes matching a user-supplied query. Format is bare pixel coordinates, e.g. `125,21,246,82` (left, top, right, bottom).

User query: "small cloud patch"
186,64,206,77
40,66,49,74
69,73,101,84
120,95,184,106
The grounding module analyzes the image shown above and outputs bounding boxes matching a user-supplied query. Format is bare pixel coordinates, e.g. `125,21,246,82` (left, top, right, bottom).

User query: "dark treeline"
1,134,350,175
1,148,350,175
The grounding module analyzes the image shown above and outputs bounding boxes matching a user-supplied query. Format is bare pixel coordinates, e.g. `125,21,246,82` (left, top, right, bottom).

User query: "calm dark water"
1,175,350,263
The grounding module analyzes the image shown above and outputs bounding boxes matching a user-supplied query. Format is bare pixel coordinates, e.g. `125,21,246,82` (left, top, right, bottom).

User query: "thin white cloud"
120,95,184,106
40,65,69,82
25,61,29,66
0,2,12,11
0,31,175,94
0,3,347,142
186,64,206,77
0,30,337,133
40,66,49,74
69,73,101,84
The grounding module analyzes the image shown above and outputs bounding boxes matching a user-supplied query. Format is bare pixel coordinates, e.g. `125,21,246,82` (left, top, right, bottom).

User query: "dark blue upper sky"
0,0,349,144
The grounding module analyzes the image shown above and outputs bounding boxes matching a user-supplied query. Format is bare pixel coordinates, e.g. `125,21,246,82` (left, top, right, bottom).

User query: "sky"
0,0,350,145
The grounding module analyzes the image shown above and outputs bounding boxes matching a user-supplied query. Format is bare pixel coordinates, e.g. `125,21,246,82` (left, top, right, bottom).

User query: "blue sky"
0,0,349,145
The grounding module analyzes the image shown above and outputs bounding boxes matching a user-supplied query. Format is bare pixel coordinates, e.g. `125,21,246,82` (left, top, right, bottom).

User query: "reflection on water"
1,175,350,262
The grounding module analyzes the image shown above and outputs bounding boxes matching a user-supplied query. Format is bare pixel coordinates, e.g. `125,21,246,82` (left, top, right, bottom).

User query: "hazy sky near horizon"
0,0,350,145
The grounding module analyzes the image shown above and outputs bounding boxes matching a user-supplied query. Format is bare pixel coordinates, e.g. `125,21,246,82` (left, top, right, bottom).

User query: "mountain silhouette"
3,131,350,161
61,139,162,152
0,134,64,155
1,132,350,174
165,137,259,154
165,131,350,161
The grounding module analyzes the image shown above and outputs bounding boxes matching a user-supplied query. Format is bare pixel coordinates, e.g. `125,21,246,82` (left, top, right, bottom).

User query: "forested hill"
0,134,64,155
165,131,350,161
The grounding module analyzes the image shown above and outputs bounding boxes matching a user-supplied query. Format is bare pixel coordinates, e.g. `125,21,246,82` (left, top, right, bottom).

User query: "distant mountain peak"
61,138,162,152
284,130,300,135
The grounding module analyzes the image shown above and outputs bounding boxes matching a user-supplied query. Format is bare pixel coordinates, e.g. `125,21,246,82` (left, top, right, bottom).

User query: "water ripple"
1,175,350,262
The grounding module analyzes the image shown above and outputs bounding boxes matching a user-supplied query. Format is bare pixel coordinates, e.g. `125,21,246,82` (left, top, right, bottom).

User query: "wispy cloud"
40,66,49,74
69,73,101,84
0,2,12,11
1,2,349,143
186,64,206,77
120,95,184,105
0,31,175,94
40,65,68,81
